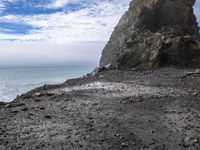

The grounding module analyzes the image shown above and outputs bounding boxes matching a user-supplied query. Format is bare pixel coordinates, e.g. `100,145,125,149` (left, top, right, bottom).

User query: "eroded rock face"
100,0,200,69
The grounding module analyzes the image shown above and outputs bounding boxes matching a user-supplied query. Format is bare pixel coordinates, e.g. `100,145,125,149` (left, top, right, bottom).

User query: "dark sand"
0,68,200,150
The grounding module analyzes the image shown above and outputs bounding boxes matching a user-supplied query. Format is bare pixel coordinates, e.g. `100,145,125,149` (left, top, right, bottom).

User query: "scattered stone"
120,96,144,104
90,67,105,76
21,94,32,99
64,98,71,101
46,92,55,96
121,143,128,148
151,130,155,134
44,115,52,119
192,92,198,96
21,107,28,111
104,64,115,70
8,103,25,108
28,112,34,116
33,92,42,97
11,109,19,114
90,64,115,76
0,101,6,106
184,137,199,146
34,98,42,102
185,69,200,76
5,104,11,108
39,107,45,110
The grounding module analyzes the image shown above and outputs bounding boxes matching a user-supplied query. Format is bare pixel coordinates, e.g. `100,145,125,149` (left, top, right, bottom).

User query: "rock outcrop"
100,0,200,69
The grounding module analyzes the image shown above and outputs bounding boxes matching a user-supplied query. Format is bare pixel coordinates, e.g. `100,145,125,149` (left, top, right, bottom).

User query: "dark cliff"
100,0,200,69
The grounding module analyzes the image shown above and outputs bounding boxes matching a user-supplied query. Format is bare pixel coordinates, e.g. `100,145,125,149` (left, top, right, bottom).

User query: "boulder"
100,0,200,70
90,64,115,76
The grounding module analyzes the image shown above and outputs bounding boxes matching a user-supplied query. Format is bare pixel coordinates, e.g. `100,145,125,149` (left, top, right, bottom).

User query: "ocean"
0,66,94,102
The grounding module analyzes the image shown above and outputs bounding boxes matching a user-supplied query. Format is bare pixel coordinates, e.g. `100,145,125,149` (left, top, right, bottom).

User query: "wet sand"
0,68,200,150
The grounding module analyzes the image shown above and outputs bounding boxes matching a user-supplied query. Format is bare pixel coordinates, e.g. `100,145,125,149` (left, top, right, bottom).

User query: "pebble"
34,99,42,102
21,107,28,111
33,92,42,97
39,107,45,110
11,110,19,113
44,115,52,119
121,143,128,147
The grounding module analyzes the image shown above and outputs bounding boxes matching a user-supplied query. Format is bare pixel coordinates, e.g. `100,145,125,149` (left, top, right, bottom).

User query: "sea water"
0,66,94,102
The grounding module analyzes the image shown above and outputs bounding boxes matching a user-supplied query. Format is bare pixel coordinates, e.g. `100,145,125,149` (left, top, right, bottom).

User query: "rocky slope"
1,69,200,150
100,0,200,69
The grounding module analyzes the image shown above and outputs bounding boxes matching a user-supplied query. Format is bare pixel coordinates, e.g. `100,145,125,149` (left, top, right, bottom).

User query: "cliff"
100,0,200,69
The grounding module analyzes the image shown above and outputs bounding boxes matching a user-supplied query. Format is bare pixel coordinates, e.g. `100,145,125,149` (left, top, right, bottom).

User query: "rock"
46,92,55,96
39,106,45,110
5,104,11,108
184,137,199,146
100,0,200,70
104,64,115,70
11,109,19,114
90,67,102,76
121,96,144,104
21,107,28,111
192,92,198,96
5,103,25,108
33,92,42,97
20,93,32,99
185,69,200,76
34,98,42,102
90,64,115,75
121,143,128,148
28,112,34,116
44,115,52,119
0,101,6,107
195,69,200,74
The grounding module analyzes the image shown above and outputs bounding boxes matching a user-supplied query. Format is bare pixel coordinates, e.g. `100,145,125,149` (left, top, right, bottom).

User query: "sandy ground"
0,68,200,150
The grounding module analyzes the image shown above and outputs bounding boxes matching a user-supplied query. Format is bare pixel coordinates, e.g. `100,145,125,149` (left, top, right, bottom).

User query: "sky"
0,0,199,67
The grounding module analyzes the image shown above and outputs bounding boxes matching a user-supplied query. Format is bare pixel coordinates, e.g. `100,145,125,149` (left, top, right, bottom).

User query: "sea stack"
100,0,200,69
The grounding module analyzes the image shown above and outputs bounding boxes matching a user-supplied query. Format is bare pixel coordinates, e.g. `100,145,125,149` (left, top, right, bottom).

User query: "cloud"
0,0,5,11
0,0,18,13
0,0,131,44
47,0,70,9
0,40,105,67
1,0,198,44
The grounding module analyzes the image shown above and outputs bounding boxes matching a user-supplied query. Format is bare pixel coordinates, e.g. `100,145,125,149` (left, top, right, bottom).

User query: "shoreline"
0,65,95,103
0,68,200,149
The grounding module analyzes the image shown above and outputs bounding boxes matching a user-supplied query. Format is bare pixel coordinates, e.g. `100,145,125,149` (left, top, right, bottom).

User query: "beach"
0,68,200,149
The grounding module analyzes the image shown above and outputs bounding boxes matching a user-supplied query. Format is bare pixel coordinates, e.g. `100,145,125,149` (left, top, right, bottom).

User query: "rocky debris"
44,115,52,119
0,101,6,105
121,143,128,148
33,92,42,97
33,98,42,102
20,107,28,111
10,109,19,114
185,69,200,76
90,64,115,76
100,0,200,70
4,102,25,108
46,92,55,96
0,69,199,149
119,96,144,104
0,102,6,108
183,137,199,147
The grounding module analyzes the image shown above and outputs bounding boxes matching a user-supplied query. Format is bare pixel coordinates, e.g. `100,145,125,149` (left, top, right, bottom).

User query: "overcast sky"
0,0,199,67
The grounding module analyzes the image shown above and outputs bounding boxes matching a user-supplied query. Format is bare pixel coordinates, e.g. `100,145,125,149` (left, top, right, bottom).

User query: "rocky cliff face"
100,0,200,69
